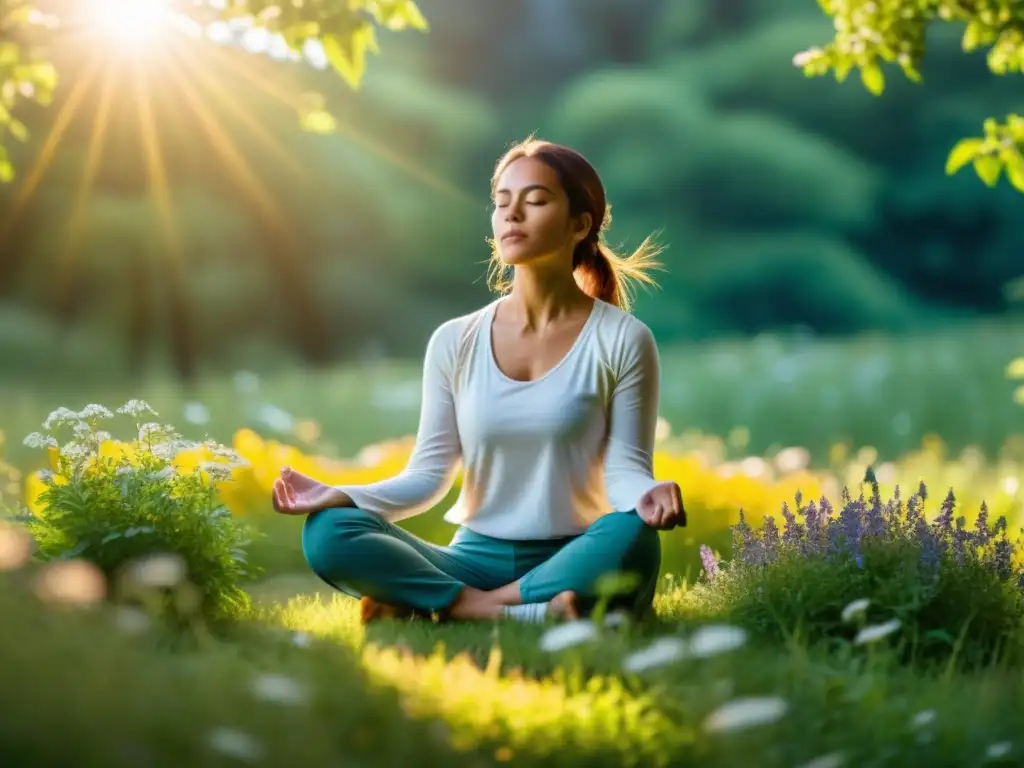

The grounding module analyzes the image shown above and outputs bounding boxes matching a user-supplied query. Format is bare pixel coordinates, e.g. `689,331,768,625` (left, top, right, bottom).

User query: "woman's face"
491,156,591,268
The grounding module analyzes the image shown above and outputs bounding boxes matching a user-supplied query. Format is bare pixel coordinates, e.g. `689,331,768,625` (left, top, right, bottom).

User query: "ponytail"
571,233,663,313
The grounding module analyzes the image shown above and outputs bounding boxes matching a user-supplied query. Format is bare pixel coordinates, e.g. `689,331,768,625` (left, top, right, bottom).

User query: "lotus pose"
272,137,685,624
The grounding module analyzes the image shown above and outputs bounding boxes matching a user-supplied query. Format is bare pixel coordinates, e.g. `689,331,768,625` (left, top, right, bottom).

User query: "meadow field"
1,324,1023,767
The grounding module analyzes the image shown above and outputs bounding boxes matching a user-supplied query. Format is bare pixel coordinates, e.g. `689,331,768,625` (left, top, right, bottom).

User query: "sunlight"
93,0,172,44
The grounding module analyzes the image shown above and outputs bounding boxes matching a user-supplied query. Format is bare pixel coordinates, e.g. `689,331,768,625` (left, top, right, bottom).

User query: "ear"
571,211,593,245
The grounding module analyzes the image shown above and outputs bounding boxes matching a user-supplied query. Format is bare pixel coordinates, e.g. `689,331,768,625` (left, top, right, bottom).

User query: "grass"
2,553,1023,768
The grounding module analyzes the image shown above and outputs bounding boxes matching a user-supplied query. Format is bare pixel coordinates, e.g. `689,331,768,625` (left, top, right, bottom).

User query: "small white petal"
538,619,598,652
797,753,845,768
115,606,151,635
854,618,902,645
910,709,937,728
207,728,264,762
702,696,788,733
987,742,1012,759
250,673,310,706
688,624,747,658
622,637,687,673
291,632,312,648
124,553,187,589
841,598,870,622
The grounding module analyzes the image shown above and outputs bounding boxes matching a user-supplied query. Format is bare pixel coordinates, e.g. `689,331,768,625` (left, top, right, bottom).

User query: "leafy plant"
696,479,1024,669
795,0,1024,192
18,399,261,619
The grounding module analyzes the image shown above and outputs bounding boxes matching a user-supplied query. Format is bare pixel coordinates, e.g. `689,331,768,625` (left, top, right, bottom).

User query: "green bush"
16,400,261,620
692,482,1024,669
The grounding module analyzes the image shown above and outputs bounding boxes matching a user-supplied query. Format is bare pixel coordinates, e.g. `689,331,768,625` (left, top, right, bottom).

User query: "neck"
507,261,591,328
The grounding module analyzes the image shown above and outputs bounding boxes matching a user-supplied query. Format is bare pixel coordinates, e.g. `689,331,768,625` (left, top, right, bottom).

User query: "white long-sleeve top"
336,297,662,540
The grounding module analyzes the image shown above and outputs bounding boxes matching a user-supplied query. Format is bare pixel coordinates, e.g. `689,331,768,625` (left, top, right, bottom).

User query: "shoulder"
424,301,495,372
591,300,658,358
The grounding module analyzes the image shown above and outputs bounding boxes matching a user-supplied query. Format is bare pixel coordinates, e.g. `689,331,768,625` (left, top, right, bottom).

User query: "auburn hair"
486,136,663,312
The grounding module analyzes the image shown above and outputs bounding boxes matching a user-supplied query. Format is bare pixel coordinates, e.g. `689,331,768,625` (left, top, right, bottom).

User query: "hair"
486,136,664,313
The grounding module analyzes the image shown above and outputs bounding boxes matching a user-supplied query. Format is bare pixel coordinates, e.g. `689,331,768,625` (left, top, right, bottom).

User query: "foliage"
795,0,1024,192
16,399,260,619
0,0,429,180
694,480,1024,668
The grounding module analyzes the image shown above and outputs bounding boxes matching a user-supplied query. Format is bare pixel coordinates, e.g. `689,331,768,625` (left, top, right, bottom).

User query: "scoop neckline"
484,297,602,386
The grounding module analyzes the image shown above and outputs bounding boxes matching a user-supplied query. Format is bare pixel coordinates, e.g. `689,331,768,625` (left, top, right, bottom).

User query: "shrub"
15,400,261,620
695,480,1024,668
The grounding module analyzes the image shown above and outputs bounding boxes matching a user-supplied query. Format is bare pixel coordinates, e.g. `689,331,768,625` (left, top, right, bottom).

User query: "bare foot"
359,596,424,624
444,586,502,621
546,590,581,621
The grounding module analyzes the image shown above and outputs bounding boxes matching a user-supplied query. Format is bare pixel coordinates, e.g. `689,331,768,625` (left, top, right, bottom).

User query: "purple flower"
700,544,720,581
762,516,780,561
975,503,990,548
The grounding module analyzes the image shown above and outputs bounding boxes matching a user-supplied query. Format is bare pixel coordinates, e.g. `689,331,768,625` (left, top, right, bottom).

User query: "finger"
651,504,666,529
272,481,284,512
283,481,297,509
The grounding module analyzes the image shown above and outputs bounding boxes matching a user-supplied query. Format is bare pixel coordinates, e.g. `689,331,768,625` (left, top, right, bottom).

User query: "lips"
502,230,527,242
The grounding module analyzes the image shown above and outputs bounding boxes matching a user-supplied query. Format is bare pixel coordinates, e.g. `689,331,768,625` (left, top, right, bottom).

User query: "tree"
794,0,1024,192
0,0,429,181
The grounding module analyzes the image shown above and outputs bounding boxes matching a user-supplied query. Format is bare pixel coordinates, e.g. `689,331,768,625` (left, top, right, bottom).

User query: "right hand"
271,466,345,515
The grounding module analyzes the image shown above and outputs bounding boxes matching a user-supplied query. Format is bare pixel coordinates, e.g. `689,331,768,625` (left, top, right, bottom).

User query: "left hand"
637,481,686,530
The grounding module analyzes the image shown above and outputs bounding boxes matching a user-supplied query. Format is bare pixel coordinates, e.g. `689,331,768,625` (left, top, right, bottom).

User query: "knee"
598,511,661,570
301,506,380,577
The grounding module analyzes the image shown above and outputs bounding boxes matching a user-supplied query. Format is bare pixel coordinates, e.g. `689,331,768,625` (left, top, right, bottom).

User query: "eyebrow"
494,184,554,196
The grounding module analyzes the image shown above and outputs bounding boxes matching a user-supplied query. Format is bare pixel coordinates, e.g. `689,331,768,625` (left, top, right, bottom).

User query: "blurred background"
0,0,1022,581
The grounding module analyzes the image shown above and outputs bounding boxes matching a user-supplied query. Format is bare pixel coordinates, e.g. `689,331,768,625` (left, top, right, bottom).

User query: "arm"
334,321,463,523
603,322,662,512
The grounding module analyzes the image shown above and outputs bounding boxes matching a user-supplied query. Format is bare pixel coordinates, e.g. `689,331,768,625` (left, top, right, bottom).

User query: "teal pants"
301,507,662,618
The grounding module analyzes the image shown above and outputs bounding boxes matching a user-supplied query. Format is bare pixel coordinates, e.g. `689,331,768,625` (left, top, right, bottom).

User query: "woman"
272,137,685,624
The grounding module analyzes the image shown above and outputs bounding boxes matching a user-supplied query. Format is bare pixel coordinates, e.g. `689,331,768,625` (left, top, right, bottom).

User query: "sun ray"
51,61,119,318
0,55,103,239
201,43,476,207
161,61,331,359
131,57,196,379
164,38,308,183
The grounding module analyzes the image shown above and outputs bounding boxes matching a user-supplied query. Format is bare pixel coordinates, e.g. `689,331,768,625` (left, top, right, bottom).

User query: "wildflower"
43,407,80,431
975,503,991,547
622,637,687,673
688,625,747,658
291,632,312,648
841,598,870,623
233,370,260,394
538,619,598,652
909,709,936,728
853,618,901,645
986,742,1012,759
123,553,188,589
207,728,264,763
0,524,33,571
34,560,107,606
250,673,310,706
115,606,151,635
702,696,788,733
700,544,719,580
22,432,57,450
797,754,845,768
116,400,157,418
78,404,114,421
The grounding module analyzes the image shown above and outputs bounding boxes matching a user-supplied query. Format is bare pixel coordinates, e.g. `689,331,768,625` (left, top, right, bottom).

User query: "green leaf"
322,24,376,90
861,63,885,95
945,138,986,175
1004,153,1024,192
8,118,27,142
973,153,1003,186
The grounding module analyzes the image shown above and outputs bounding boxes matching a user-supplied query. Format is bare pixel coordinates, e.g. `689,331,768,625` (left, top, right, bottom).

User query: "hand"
637,481,685,530
271,467,345,515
